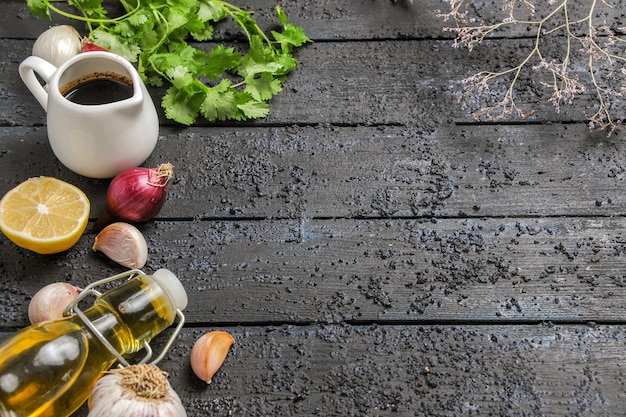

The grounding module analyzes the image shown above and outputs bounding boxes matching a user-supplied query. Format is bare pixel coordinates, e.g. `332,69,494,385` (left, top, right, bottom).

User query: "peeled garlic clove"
93,222,148,269
190,331,235,384
28,282,81,324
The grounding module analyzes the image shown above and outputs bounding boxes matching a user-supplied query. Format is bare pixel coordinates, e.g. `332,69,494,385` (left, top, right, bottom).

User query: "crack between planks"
146,213,626,223
174,318,626,329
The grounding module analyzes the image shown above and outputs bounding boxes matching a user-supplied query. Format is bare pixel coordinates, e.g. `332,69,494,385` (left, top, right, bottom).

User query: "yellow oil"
0,274,177,417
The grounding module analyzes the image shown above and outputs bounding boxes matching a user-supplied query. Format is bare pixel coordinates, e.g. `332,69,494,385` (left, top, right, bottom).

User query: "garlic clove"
93,222,148,269
32,25,82,67
190,331,235,384
28,282,81,324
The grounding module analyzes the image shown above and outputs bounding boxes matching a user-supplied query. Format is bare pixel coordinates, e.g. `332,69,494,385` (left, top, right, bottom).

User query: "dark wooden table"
2,1,626,415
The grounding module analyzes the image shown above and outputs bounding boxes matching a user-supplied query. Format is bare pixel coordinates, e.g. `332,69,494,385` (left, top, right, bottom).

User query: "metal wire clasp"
63,269,185,367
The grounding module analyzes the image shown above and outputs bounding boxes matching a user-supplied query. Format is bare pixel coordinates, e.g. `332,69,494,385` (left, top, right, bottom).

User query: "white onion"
32,25,82,67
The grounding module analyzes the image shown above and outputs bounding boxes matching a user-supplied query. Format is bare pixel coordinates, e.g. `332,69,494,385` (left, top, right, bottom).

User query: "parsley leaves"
28,0,311,125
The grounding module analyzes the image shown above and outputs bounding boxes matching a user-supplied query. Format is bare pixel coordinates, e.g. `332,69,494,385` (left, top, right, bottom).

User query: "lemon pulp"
0,176,90,254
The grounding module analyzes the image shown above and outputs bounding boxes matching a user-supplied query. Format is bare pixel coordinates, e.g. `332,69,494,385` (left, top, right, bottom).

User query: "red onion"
81,38,110,53
92,163,173,232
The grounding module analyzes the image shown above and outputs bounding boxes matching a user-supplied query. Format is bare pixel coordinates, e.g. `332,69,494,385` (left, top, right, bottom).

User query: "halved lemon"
0,177,90,254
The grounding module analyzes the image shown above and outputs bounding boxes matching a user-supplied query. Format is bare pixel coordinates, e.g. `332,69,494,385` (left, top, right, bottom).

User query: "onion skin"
91,163,173,232
81,38,110,53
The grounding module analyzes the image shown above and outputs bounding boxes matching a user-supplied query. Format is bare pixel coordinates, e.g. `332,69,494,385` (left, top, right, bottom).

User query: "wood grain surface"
1,0,625,416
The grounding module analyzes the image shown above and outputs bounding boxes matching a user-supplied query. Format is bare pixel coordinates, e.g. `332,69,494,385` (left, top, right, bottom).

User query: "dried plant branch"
437,0,626,135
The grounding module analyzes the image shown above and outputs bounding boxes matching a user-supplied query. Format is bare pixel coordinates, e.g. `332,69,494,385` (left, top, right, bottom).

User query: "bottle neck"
82,274,178,358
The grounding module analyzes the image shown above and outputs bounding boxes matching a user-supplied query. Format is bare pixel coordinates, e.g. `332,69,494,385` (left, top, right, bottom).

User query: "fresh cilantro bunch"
27,0,311,125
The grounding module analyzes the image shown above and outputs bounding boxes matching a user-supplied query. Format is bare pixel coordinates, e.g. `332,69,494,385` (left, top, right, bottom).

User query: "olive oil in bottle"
0,269,187,417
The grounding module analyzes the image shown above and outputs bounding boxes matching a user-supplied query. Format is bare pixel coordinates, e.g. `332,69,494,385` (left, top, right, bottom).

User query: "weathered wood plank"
0,37,612,127
6,0,432,41
0,38,468,127
0,216,625,327
65,323,626,417
1,124,622,220
3,0,625,41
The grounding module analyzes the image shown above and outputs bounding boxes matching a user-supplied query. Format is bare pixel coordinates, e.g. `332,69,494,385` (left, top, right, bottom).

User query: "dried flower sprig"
436,0,626,135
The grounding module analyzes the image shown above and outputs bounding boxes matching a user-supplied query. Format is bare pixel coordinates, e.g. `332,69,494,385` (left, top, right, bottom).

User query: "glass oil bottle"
0,268,187,417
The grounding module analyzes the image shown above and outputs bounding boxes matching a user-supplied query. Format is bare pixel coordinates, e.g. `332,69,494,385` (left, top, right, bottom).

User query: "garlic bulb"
88,364,187,417
190,331,235,384
28,282,81,324
93,222,148,269
32,25,82,67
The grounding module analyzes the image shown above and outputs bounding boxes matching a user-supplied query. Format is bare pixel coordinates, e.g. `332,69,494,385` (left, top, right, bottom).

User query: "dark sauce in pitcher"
62,77,133,105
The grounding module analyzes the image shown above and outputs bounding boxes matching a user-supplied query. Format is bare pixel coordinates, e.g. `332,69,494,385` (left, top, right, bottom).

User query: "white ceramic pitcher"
19,51,159,179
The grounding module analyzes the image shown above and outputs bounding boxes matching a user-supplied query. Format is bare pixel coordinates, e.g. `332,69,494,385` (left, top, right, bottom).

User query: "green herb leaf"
204,45,241,79
27,0,50,18
200,80,238,121
245,73,283,102
69,0,107,19
167,65,194,90
198,0,228,22
91,30,141,62
162,87,199,126
272,6,311,53
236,95,270,120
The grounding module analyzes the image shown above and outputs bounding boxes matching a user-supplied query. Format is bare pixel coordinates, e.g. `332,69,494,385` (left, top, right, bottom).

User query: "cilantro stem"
43,0,141,26
213,0,277,54
147,9,170,53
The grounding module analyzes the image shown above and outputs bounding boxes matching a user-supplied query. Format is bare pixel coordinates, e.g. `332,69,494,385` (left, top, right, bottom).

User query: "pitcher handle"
18,56,58,111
